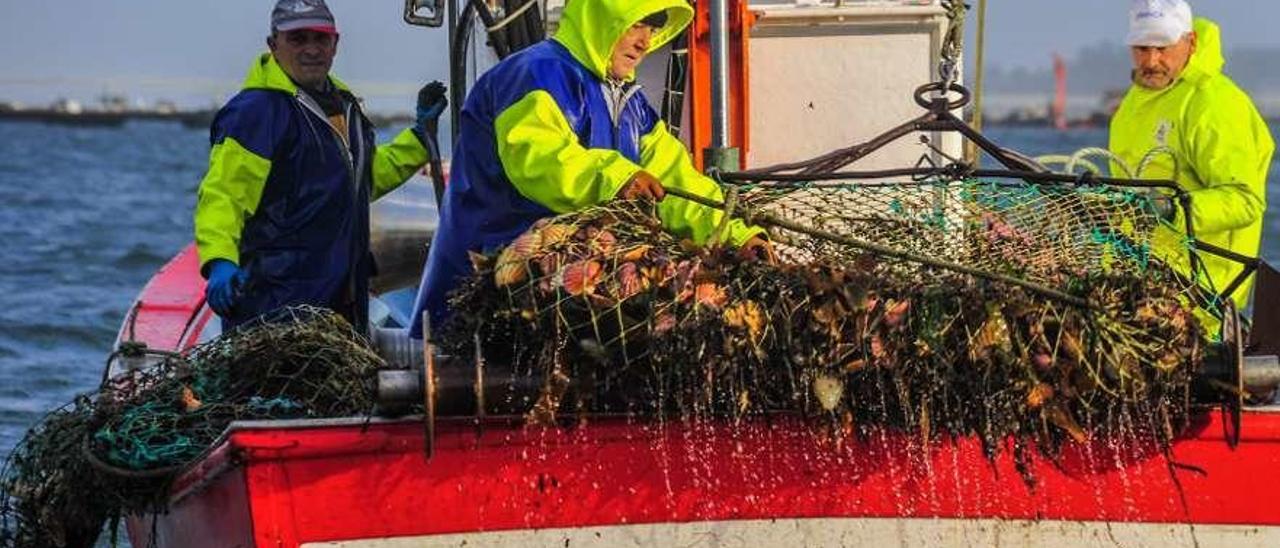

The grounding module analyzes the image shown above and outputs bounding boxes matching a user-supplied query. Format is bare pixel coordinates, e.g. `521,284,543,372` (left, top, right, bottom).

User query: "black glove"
414,81,447,140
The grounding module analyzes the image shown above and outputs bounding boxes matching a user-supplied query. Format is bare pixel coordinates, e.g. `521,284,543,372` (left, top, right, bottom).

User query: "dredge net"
0,307,382,548
440,177,1207,475
749,180,1161,285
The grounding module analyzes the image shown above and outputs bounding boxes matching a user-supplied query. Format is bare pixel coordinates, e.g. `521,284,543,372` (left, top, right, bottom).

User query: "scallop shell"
538,223,577,249
507,230,543,260
615,262,646,300
587,229,617,255
494,258,528,288
813,375,844,411
694,283,727,309
561,260,603,296
619,244,651,262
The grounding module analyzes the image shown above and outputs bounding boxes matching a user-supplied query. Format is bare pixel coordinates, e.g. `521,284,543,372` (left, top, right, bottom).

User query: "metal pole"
709,0,731,149
967,0,988,167
704,0,740,171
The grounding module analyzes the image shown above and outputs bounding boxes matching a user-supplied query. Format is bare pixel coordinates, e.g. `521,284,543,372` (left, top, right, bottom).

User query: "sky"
0,0,1278,112
970,0,1280,68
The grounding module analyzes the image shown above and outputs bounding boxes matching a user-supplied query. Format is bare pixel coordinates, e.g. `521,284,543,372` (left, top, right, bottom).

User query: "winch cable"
938,0,966,92
939,0,1034,171
448,0,477,142
447,0,544,140
495,0,542,49
468,0,511,59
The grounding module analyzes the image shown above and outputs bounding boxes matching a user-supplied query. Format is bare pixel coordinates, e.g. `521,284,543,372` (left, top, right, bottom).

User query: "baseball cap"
272,0,338,35
1127,0,1193,47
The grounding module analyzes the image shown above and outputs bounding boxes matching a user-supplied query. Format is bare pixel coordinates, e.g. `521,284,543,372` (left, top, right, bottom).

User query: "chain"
938,1,968,88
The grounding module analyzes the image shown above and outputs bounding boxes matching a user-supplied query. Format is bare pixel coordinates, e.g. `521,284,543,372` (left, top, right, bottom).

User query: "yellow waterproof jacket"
1109,18,1274,309
411,0,763,336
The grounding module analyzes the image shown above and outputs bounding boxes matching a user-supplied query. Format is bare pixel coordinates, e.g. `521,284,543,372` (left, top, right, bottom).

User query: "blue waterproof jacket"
195,54,429,331
410,0,761,338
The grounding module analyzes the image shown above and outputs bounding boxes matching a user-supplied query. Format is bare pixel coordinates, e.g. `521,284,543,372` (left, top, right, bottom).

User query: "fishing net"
715,178,1219,313
0,307,383,548
440,177,1206,476
747,180,1157,282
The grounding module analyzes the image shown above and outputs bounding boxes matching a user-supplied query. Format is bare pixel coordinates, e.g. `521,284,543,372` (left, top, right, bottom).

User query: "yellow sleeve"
194,137,270,270
371,128,430,200
494,91,642,213
639,120,765,246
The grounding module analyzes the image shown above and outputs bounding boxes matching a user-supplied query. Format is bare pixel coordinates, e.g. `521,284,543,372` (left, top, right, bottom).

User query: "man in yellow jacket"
410,0,767,337
1110,0,1274,311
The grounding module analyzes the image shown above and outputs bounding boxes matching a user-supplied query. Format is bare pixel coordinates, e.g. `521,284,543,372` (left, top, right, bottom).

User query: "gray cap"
271,0,337,34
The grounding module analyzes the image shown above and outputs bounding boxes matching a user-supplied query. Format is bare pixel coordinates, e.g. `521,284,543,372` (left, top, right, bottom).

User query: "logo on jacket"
1154,119,1173,146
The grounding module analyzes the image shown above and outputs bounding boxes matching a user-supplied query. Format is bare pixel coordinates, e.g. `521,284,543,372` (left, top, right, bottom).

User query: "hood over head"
553,0,693,81
1182,17,1224,84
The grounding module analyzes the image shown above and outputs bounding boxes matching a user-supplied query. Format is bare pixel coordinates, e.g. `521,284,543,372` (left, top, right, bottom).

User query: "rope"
485,0,538,33
1035,147,1135,178
1136,146,1180,179
938,0,968,89
1035,145,1182,181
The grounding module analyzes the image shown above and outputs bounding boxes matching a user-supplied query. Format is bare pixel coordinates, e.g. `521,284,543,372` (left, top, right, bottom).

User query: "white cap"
1127,0,1193,47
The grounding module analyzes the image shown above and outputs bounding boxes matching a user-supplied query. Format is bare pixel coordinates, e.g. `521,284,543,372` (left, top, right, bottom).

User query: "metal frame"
404,0,447,27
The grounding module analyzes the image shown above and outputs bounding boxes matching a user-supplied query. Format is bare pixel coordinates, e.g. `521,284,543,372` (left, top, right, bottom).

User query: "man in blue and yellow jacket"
410,0,767,338
195,0,444,332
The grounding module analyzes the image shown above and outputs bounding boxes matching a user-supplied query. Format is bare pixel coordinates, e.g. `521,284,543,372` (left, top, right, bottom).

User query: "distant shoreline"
0,107,413,129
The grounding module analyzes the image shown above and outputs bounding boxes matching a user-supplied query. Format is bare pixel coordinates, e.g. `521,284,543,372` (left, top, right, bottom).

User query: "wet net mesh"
724,178,1216,312
0,307,383,548
441,178,1206,475
750,180,1158,282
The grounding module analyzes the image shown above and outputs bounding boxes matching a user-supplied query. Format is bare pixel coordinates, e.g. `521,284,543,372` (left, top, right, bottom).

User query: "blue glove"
205,259,248,317
414,81,447,140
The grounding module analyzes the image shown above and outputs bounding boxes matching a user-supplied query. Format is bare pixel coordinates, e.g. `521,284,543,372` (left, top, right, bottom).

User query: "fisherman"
1111,0,1274,310
409,0,770,338
194,0,448,332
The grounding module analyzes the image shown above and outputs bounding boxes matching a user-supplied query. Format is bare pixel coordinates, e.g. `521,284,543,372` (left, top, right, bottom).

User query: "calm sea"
0,120,1276,543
